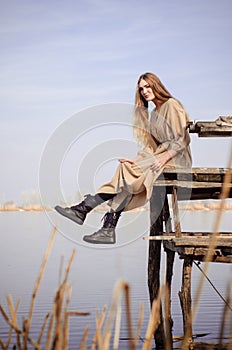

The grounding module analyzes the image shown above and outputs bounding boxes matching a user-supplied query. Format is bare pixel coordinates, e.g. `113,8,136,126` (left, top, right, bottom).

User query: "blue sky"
1,0,232,204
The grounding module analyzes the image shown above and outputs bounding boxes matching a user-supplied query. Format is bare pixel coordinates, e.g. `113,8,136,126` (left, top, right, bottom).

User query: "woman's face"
138,79,155,102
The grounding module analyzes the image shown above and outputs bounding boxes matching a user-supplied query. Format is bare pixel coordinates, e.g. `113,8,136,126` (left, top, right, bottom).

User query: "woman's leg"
55,158,145,230
55,192,116,225
83,209,122,244
83,190,132,244
109,189,132,212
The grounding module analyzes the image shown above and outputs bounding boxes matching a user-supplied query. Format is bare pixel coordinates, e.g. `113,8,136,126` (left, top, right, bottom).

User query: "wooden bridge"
146,118,232,349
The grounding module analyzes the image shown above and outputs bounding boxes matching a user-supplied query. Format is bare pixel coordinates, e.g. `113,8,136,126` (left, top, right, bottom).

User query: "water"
0,209,231,349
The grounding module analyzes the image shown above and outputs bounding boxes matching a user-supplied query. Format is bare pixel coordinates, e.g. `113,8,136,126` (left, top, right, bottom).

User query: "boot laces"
101,212,119,228
71,194,94,211
71,199,87,211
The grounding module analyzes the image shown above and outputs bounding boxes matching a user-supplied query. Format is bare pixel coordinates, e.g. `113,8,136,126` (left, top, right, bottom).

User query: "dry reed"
181,142,232,350
0,226,91,350
142,288,162,350
0,225,163,350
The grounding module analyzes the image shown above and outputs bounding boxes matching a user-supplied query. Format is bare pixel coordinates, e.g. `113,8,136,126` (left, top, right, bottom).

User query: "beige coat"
97,98,192,211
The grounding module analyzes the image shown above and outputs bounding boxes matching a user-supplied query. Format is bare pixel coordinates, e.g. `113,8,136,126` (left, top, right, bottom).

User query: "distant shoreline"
1,200,232,212
0,205,51,212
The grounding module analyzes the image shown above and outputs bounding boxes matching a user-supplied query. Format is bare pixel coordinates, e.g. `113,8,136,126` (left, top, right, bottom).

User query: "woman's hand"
150,158,166,172
119,158,135,164
150,152,174,172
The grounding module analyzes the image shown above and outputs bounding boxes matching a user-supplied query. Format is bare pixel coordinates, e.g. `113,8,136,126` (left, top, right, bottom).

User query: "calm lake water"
0,209,231,349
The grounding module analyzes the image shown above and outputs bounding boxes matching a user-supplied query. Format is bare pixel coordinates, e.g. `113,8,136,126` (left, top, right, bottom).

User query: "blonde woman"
55,72,192,244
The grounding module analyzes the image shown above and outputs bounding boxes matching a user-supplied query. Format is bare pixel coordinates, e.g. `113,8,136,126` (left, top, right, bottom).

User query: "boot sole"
83,236,116,244
55,206,84,225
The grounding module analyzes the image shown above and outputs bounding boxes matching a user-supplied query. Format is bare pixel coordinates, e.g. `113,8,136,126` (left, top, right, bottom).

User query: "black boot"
55,194,107,225
83,210,121,244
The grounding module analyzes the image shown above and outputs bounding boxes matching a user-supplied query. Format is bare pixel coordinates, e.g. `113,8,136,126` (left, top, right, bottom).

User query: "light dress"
96,98,192,211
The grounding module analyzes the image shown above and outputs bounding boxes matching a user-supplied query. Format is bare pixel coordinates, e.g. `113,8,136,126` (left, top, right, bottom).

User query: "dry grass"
0,222,231,350
0,224,166,350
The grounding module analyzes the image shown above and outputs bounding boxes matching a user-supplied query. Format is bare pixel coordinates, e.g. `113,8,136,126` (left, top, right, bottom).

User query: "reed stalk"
218,284,230,348
37,313,50,345
0,303,42,350
67,311,90,316
27,225,57,334
181,142,232,350
134,303,144,349
0,304,22,336
113,304,121,350
163,285,172,350
142,289,161,350
5,324,12,349
6,296,21,349
124,283,135,350
101,278,137,350
229,296,232,350
45,302,56,350
63,285,72,350
23,318,28,350
102,279,125,349
13,299,21,349
79,326,90,350
0,339,6,350
52,249,75,350
91,306,107,350
58,255,64,286
53,286,65,348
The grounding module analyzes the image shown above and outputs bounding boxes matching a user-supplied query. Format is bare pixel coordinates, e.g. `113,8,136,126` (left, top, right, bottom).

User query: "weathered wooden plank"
145,232,232,238
154,167,232,199
144,235,175,240
163,242,223,257
164,241,206,253
163,241,232,261
196,128,232,137
212,256,232,263
157,168,232,201
163,244,232,262
163,167,230,175
154,184,232,200
189,188,232,200
161,168,232,184
188,119,232,137
155,180,232,188
174,237,232,247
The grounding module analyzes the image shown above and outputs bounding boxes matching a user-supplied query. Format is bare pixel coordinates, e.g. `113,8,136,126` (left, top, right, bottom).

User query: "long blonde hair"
134,72,173,147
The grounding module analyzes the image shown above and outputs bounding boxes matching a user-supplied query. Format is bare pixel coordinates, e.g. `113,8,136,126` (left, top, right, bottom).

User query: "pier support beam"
164,249,175,349
163,195,175,349
178,257,193,342
148,187,166,349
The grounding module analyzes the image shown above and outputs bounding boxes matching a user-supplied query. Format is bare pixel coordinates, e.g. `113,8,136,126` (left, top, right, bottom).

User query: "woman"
55,72,192,244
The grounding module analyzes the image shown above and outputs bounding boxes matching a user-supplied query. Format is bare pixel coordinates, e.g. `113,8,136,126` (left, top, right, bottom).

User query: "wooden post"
178,258,193,341
163,195,175,350
148,186,166,349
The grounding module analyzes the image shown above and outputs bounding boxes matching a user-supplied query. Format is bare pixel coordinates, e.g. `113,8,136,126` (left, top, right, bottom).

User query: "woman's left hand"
150,153,170,172
119,158,135,164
